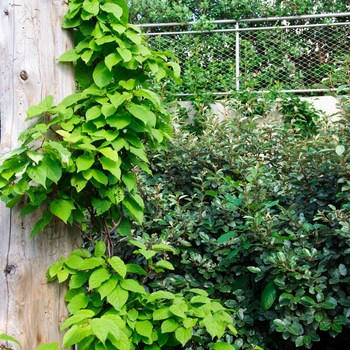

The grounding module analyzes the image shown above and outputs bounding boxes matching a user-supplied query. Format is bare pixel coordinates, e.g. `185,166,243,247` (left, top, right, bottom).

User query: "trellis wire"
138,13,350,96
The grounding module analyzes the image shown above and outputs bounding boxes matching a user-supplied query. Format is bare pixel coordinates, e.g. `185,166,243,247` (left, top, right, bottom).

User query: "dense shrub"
115,95,350,349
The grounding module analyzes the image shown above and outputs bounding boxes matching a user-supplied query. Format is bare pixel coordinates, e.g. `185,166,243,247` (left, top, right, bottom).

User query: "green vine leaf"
91,317,121,344
211,343,235,350
0,334,22,350
122,196,144,224
30,211,53,238
100,3,123,19
109,256,127,278
106,285,129,310
93,61,114,88
63,324,93,348
175,327,193,346
120,279,146,294
135,320,153,339
161,319,179,333
58,49,80,62
155,260,175,270
50,199,75,223
35,343,59,350
89,268,111,289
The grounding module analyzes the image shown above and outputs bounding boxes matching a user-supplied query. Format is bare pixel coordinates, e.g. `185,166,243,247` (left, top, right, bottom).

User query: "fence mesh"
143,16,350,95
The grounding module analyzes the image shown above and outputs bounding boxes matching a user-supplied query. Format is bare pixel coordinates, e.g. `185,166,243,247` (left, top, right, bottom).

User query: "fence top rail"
136,12,350,29
144,21,350,36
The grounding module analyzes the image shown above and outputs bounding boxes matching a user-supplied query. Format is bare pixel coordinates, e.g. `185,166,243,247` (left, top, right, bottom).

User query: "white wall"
169,96,342,122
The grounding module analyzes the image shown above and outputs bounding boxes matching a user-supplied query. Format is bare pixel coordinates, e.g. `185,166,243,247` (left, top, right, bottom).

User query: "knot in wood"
4,263,17,275
20,70,28,80
4,10,9,15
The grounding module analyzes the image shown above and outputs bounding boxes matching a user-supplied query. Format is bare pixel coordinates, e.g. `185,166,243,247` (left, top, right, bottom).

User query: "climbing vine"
0,0,180,248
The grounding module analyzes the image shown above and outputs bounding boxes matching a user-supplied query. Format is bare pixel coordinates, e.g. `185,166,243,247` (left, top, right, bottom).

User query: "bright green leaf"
0,334,22,350
135,320,153,339
76,155,95,172
155,260,175,270
50,199,75,223
94,241,106,257
100,3,122,19
123,196,144,224
107,285,129,310
27,164,47,188
109,256,127,278
98,275,119,300
161,319,179,333
63,324,93,348
58,49,80,62
211,342,235,350
120,279,146,294
175,327,192,346
126,263,147,276
93,61,114,88
153,307,172,321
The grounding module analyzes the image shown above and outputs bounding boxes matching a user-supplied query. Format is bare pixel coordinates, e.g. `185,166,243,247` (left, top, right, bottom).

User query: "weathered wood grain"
0,1,78,349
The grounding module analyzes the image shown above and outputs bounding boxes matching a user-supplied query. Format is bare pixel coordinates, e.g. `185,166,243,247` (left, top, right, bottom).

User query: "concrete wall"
169,96,342,122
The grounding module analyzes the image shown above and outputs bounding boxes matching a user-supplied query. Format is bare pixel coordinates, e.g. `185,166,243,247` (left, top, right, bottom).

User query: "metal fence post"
235,22,240,92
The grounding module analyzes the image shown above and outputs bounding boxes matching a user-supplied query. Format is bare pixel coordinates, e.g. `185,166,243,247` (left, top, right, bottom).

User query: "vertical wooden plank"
0,1,78,349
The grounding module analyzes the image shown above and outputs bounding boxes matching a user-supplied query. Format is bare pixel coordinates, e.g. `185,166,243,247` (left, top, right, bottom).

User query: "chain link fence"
140,13,350,96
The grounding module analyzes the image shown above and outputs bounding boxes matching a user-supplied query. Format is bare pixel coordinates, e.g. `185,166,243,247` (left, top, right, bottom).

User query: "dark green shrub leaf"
334,315,347,325
217,231,235,244
286,323,303,336
314,312,323,322
320,320,331,331
261,280,277,311
331,323,342,333
300,296,315,306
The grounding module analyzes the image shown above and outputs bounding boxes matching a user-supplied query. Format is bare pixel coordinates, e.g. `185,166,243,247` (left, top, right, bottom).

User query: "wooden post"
0,1,78,349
